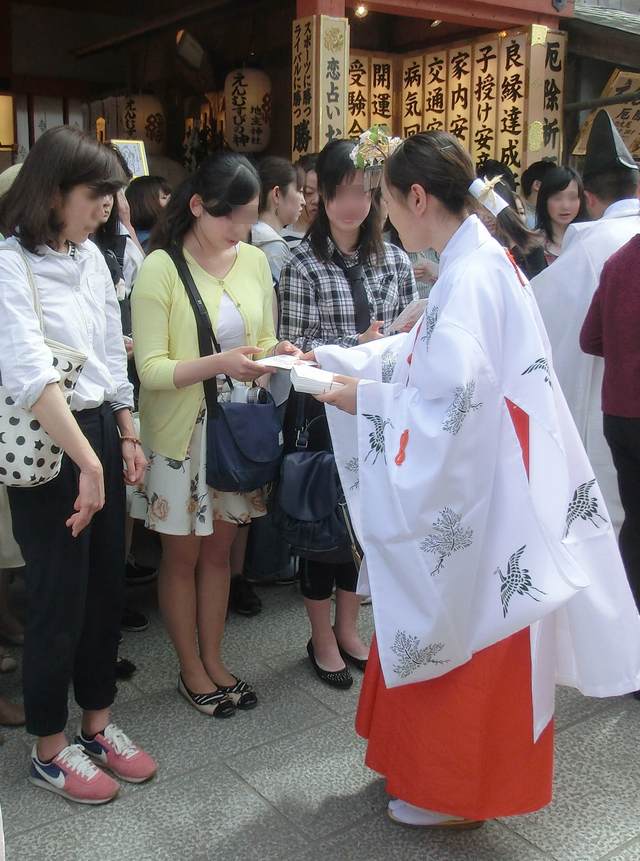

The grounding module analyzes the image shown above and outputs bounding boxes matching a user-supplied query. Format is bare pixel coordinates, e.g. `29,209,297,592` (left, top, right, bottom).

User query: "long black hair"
0,126,125,252
492,180,541,254
150,152,260,251
536,166,586,241
308,139,382,263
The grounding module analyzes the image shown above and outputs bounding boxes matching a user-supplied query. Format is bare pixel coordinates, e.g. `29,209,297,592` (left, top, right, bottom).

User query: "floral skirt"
130,405,267,536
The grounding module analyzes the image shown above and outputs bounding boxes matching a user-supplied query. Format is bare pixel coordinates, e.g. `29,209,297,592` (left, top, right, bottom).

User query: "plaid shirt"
278,237,417,351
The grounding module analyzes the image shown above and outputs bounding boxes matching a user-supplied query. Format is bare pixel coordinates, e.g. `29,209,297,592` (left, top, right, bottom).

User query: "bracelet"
120,436,141,447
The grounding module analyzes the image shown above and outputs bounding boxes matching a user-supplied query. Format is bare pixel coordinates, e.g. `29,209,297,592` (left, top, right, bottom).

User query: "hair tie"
468,176,510,218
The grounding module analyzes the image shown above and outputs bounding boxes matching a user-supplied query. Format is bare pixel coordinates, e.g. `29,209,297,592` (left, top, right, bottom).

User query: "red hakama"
356,396,553,821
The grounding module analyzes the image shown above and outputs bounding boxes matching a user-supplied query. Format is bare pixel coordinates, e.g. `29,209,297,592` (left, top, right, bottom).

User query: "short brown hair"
125,175,172,231
0,126,126,252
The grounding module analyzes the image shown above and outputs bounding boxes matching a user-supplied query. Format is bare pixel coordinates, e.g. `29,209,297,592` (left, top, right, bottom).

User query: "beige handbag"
0,247,87,487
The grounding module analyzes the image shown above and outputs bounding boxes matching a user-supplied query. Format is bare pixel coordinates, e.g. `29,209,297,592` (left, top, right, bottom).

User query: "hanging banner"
526,27,566,165
471,38,498,168
573,68,640,157
318,15,349,148
291,16,317,157
348,52,370,139
497,32,527,185
446,44,472,148
401,55,424,137
423,49,448,132
370,56,394,132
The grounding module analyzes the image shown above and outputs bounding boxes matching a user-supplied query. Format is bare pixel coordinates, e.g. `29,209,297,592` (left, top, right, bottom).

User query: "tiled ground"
2,579,640,861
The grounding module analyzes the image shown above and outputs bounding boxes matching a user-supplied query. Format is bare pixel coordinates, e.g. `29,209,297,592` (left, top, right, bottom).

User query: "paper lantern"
224,69,271,153
117,95,166,156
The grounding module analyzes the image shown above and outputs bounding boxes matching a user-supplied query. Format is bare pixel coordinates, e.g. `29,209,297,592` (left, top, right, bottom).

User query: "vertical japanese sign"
573,68,640,157
471,39,498,168
402,55,424,137
348,52,370,139
447,45,472,147
423,50,448,131
291,16,317,157
370,56,394,131
526,27,566,165
497,33,527,185
318,16,349,147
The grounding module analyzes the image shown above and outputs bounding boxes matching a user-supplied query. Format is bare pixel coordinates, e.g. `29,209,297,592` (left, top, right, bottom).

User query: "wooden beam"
346,0,562,28
297,0,345,15
75,0,235,58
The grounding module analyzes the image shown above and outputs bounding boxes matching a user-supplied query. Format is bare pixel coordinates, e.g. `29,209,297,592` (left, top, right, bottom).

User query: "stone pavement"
2,582,640,861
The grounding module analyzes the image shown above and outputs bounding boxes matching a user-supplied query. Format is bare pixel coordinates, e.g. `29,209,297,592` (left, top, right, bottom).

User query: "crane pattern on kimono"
496,545,547,618
420,304,439,350
522,357,552,387
363,414,394,464
564,479,608,538
391,631,449,679
344,456,360,490
420,507,474,576
442,381,482,434
381,348,398,383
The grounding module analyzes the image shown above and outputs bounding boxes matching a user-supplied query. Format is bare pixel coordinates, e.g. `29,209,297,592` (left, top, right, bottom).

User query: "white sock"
388,799,464,825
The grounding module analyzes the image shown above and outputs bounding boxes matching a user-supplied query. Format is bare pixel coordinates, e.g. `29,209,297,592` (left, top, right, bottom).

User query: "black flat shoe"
337,646,368,672
178,675,236,718
228,576,262,617
115,657,137,680
214,676,258,710
306,640,353,689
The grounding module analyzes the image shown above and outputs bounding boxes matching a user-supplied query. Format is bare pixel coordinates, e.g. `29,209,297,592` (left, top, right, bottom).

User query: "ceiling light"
430,19,442,28
354,4,368,18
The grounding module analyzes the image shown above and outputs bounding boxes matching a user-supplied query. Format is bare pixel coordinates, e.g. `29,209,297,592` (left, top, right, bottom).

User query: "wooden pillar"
0,0,11,87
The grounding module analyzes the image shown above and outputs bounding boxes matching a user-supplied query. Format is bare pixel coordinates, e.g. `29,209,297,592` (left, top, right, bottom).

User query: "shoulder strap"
0,245,44,333
331,248,370,333
167,246,232,416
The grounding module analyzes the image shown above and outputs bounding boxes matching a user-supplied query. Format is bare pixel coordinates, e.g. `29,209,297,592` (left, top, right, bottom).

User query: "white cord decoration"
468,176,510,217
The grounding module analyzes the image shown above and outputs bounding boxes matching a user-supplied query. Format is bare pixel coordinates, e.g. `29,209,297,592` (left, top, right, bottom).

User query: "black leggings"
8,405,126,737
300,559,359,601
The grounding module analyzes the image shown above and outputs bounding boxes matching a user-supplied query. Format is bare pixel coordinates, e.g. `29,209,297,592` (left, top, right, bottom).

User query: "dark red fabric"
580,234,640,418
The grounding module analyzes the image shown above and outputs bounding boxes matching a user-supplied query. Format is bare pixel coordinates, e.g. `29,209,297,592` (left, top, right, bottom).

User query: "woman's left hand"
122,440,148,486
275,340,304,359
314,374,359,415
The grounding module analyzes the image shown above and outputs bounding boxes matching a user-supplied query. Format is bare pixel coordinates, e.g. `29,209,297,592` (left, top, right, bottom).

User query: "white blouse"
0,236,133,412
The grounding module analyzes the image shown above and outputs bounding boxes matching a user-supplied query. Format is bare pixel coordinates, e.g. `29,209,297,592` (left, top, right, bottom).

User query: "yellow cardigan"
131,243,278,460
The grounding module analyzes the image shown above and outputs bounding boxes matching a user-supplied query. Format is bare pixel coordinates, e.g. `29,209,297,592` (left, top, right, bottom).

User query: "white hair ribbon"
468,176,510,218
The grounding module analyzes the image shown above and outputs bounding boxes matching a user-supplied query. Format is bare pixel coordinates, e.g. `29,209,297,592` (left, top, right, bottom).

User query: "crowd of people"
0,110,639,832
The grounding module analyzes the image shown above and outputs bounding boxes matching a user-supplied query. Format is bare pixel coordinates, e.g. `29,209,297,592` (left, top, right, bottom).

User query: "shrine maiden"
532,111,640,531
314,130,640,829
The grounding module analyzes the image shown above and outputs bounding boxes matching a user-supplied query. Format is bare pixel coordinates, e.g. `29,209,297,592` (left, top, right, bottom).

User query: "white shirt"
216,292,246,351
0,236,134,412
118,222,145,296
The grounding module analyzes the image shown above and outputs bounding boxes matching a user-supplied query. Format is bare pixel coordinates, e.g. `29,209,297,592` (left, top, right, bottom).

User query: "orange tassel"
395,429,410,466
506,249,526,287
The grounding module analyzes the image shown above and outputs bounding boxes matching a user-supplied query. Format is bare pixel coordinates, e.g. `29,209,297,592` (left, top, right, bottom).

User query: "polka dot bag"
0,248,87,487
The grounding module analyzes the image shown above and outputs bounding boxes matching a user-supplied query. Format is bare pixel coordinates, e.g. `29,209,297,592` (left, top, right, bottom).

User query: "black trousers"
8,405,126,737
300,559,359,601
603,414,640,612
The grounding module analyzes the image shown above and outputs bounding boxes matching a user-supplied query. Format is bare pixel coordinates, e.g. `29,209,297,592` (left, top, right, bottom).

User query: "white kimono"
317,216,640,740
532,199,640,531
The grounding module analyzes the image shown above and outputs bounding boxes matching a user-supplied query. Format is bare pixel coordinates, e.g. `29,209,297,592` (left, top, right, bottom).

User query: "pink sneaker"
76,723,157,784
29,743,119,805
